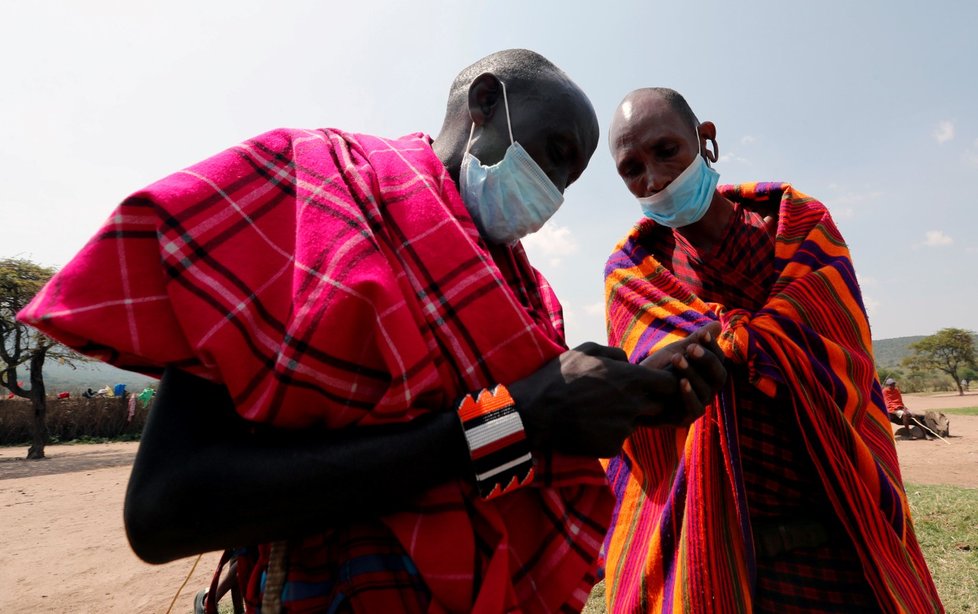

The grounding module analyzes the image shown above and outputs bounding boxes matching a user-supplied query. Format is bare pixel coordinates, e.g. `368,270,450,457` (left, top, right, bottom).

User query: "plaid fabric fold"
602,183,942,613
20,128,612,613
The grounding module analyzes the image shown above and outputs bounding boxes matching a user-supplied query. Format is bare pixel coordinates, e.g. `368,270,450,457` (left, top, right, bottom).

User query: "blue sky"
2,0,976,347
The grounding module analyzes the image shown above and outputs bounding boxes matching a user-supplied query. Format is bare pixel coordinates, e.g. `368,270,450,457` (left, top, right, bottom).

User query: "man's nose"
645,170,669,195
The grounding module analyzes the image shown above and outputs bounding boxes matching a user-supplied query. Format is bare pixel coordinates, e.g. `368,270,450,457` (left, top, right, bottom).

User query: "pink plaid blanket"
21,128,612,612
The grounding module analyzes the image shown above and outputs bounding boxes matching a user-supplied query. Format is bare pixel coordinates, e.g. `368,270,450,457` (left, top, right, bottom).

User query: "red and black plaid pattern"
243,525,432,613
646,202,776,313
20,128,613,612
755,542,879,612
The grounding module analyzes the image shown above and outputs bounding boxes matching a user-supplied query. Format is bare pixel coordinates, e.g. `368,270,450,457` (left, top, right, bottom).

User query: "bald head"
441,49,581,129
610,88,698,152
449,49,565,100
433,49,599,194
608,87,718,201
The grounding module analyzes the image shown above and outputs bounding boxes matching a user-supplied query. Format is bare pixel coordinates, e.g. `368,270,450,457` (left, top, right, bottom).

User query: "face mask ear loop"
464,122,476,157
500,80,514,145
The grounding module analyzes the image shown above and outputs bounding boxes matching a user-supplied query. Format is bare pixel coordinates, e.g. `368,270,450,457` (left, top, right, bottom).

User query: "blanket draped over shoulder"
20,129,612,613
602,183,941,613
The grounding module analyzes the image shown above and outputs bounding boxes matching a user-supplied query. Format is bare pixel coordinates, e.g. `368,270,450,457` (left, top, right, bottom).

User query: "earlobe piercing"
707,138,719,163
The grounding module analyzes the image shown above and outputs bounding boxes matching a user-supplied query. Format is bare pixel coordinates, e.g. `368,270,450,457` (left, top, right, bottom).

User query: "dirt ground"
2,392,976,613
886,391,978,489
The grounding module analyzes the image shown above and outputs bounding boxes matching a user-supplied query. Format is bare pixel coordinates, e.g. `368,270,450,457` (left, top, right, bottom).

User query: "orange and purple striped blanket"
603,183,941,612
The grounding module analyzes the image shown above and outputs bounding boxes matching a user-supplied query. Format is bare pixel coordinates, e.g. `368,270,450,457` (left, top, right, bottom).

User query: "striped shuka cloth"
632,199,878,611
19,128,613,613
602,183,942,613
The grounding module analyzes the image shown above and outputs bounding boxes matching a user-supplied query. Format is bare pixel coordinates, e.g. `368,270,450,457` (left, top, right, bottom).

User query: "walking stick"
909,415,951,445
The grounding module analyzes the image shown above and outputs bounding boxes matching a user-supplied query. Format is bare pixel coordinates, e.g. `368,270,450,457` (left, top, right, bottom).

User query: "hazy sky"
3,0,976,347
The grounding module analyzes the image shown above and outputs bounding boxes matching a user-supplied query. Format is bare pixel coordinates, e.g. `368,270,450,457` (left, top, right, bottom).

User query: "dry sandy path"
1,392,976,613
0,443,221,613
890,391,978,489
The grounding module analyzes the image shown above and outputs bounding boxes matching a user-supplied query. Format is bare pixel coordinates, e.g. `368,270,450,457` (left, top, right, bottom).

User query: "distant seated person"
882,378,926,437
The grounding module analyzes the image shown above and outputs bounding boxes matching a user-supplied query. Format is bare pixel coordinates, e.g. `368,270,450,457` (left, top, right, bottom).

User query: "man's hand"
508,322,726,458
639,321,727,426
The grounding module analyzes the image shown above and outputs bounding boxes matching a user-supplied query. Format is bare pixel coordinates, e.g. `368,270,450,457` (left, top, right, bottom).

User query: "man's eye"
658,145,679,158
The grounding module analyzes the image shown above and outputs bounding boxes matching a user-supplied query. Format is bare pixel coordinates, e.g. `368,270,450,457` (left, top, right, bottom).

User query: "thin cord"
165,553,204,614
500,80,513,144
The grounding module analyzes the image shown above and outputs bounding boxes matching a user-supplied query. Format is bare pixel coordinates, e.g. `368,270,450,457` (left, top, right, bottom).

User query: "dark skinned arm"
124,322,725,564
123,366,472,563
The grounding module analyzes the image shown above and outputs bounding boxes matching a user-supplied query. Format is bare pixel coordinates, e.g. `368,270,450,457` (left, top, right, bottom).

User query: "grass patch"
907,483,978,612
582,579,605,614
582,483,978,613
941,406,978,417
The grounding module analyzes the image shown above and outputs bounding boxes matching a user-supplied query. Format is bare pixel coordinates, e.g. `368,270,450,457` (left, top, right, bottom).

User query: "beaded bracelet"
457,384,535,500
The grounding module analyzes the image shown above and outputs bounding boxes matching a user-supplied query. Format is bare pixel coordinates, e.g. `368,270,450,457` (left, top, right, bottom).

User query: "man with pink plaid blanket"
21,49,724,613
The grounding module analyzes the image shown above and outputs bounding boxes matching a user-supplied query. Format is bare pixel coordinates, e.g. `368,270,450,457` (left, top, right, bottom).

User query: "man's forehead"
619,99,635,121
521,87,596,137
612,92,684,144
618,91,673,123
519,81,590,113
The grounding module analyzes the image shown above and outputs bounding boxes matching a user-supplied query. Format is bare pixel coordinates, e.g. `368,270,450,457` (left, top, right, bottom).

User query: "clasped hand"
509,322,726,458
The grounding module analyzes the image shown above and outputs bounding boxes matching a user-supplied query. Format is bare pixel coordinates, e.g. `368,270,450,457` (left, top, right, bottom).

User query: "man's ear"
467,72,504,128
698,121,719,163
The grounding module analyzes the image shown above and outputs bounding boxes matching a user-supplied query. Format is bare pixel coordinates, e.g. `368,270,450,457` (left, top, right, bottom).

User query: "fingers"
676,377,707,426
689,322,723,356
682,343,727,399
669,350,711,404
633,370,712,428
640,322,721,372
691,320,721,341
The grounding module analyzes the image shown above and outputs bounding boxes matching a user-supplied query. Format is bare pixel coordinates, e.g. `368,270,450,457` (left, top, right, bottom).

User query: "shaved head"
433,49,599,195
440,48,584,131
608,86,718,203
610,88,698,150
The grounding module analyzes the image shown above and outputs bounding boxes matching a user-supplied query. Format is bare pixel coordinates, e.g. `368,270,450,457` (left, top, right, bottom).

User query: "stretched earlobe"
697,121,719,164
706,137,719,163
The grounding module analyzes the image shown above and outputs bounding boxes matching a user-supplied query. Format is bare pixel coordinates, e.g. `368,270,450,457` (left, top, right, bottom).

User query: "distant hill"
872,333,978,368
872,336,925,368
14,359,157,395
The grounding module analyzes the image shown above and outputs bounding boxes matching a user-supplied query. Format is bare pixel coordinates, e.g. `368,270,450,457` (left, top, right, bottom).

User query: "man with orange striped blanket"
601,87,942,612
18,54,725,613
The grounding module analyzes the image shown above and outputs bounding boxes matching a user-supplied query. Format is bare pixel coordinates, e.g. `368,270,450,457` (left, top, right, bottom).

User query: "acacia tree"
0,258,78,459
904,328,977,396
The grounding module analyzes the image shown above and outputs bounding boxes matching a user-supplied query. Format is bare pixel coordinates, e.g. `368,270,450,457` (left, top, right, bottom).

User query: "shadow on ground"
0,446,136,480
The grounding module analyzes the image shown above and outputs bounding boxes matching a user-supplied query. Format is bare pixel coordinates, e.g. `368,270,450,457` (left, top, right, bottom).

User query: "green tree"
0,258,80,459
876,365,903,387
904,328,977,396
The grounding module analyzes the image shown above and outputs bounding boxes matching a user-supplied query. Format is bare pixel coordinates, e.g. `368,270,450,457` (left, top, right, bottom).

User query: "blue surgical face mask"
459,81,564,245
637,127,719,228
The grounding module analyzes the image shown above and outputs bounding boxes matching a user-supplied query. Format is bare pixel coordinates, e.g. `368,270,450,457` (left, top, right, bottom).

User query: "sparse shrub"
0,395,149,445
